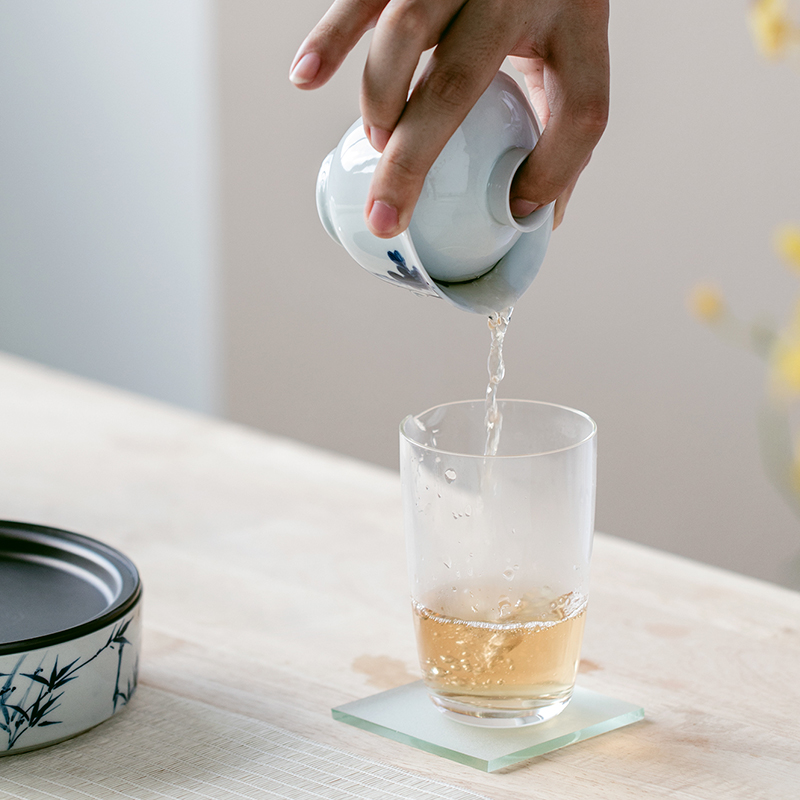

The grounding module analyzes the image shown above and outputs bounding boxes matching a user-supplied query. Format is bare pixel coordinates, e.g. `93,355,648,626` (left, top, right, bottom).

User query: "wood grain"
0,353,797,798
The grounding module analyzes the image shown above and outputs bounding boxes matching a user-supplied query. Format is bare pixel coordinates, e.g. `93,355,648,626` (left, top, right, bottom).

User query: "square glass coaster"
333,681,644,772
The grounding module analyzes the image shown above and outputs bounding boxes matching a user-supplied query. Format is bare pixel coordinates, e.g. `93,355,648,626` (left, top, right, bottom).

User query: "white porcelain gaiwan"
316,70,554,315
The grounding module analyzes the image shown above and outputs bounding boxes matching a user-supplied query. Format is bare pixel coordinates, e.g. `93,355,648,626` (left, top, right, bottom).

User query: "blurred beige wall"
0,1,219,412
217,0,800,588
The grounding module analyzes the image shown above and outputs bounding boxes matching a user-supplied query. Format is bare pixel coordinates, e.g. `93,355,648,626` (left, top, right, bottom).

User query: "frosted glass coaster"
333,681,644,772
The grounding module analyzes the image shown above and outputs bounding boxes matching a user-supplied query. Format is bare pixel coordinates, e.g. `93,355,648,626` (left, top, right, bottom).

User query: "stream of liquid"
484,306,513,457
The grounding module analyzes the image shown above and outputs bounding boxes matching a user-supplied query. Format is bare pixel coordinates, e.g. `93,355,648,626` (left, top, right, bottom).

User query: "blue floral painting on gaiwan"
385,250,432,292
0,617,137,752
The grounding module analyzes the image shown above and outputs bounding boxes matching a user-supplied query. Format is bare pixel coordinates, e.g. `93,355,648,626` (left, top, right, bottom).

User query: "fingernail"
370,127,391,152
368,200,399,236
289,52,321,85
510,198,539,217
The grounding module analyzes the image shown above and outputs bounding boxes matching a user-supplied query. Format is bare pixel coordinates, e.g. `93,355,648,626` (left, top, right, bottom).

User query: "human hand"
290,0,609,237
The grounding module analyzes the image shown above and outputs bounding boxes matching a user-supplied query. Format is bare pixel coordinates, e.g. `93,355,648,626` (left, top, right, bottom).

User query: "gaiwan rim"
0,520,141,656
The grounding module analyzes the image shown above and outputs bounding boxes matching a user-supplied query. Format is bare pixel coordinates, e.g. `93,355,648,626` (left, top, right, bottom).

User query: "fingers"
509,5,609,215
360,0,464,151
298,0,610,238
365,2,518,236
290,0,387,90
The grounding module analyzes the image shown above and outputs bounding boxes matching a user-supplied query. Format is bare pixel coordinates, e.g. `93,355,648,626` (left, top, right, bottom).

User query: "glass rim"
399,398,597,459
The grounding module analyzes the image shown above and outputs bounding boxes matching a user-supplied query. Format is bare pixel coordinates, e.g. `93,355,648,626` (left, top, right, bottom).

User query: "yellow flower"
775,225,800,272
791,448,800,496
770,334,800,395
687,284,725,322
749,0,794,58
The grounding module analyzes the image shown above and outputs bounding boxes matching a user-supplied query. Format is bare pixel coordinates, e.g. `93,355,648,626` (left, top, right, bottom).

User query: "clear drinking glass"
400,400,597,727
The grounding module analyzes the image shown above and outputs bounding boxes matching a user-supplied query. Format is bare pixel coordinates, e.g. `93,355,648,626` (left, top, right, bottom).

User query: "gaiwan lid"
317,70,555,315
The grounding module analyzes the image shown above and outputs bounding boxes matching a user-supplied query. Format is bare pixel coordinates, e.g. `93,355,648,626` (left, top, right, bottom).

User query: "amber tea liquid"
413,588,586,718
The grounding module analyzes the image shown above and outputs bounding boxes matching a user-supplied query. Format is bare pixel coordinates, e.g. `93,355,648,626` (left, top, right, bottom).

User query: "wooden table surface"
0,352,797,799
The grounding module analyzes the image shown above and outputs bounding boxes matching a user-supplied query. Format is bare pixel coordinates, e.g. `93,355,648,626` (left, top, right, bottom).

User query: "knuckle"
380,146,426,192
382,0,432,39
423,64,475,112
361,77,407,130
570,95,609,140
317,0,376,44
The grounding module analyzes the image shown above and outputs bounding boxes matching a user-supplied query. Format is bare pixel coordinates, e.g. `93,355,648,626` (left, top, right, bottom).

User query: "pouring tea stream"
314,70,601,728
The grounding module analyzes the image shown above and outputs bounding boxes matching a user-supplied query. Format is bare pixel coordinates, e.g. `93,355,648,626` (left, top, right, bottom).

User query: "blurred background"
1,0,799,588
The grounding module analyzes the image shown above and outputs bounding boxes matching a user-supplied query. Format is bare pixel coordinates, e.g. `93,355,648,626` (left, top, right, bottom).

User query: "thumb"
510,37,609,213
510,95,606,212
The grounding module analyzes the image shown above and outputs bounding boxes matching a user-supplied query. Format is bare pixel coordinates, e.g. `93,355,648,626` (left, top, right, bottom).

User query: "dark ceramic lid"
0,521,141,655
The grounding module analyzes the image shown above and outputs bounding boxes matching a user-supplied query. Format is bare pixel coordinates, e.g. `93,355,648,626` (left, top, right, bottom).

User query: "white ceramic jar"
0,522,142,756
